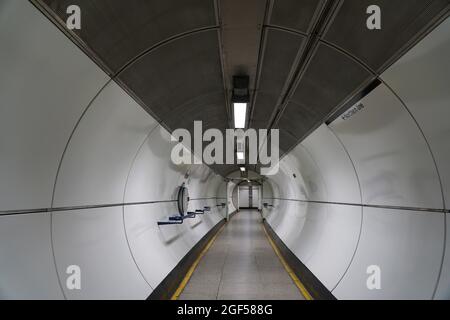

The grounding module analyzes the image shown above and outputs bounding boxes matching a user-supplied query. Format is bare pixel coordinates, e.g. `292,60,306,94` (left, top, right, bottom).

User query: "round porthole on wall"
177,184,190,216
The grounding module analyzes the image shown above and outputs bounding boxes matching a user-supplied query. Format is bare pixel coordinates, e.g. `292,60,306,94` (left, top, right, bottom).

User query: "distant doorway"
238,185,260,210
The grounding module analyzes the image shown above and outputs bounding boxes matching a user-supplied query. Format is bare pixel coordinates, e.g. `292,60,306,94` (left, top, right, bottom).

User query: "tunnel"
0,0,449,301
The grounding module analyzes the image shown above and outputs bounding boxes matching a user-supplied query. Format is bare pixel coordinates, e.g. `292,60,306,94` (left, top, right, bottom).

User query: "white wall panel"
382,18,450,206
187,165,215,198
381,19,450,299
435,212,450,299
124,203,185,289
302,125,361,204
123,127,225,290
252,187,261,209
265,161,307,244
216,179,227,200
290,204,362,291
266,179,280,199
285,146,327,201
53,208,151,300
267,160,301,202
0,0,109,211
264,199,287,233
263,153,310,237
275,201,307,247
53,82,157,207
333,208,444,300
227,182,238,214
265,201,361,291
0,214,63,299
261,181,274,220
124,127,187,203
262,181,274,200
330,84,443,209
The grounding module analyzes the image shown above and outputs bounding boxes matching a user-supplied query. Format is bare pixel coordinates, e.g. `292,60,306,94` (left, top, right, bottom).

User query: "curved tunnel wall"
1,1,450,301
0,1,227,299
263,17,450,300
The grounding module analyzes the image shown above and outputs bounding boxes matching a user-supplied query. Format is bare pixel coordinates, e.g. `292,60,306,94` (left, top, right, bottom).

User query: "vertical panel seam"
327,128,364,293
49,79,113,300
381,80,447,300
120,123,164,291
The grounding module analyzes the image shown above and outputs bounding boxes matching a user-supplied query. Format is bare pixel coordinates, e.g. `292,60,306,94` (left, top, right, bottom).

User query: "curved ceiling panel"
290,43,373,115
41,0,217,72
277,42,374,152
269,0,325,33
323,0,449,72
276,100,322,152
251,29,305,130
118,30,226,133
33,0,448,178
277,128,300,155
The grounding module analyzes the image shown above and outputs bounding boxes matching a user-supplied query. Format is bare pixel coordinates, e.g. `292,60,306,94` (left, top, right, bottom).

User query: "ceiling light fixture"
234,103,247,129
232,76,250,129
240,167,246,172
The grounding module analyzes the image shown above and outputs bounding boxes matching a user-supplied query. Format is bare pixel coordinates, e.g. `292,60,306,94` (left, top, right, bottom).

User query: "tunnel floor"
178,210,305,300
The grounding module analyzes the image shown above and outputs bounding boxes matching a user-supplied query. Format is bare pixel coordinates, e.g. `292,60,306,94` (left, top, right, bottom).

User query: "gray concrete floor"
179,210,305,300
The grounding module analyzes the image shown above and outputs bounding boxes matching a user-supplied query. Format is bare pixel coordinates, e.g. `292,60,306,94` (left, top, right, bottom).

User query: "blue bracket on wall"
157,213,195,226
195,206,212,214
157,207,212,226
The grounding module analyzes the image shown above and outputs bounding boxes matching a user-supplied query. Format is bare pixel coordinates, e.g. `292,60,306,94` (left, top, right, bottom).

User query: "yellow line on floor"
262,223,313,301
171,222,227,300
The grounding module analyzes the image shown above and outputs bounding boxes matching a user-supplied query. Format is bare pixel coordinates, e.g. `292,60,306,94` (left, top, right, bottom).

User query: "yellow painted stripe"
171,223,227,300
262,224,314,301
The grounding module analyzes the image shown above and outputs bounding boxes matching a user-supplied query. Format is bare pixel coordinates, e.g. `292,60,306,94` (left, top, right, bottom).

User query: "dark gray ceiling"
324,0,450,71
276,42,374,153
34,0,449,177
270,0,325,33
118,30,227,132
40,0,217,73
251,29,305,130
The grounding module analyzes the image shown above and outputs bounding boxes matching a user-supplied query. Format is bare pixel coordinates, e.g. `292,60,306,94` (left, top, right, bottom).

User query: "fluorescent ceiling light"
237,152,244,160
240,167,246,172
234,103,247,129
